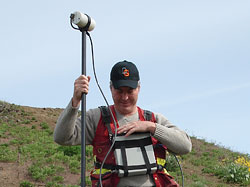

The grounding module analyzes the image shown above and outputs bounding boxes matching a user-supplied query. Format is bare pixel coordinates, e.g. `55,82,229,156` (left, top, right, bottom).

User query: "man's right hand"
72,75,91,107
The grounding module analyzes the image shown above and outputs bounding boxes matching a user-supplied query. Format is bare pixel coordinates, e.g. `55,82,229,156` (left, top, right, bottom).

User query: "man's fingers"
117,121,152,136
74,79,89,86
75,75,90,84
72,75,91,107
118,123,136,135
74,75,90,93
124,128,135,137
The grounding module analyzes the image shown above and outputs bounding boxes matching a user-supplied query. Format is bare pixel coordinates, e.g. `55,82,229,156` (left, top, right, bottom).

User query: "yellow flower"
234,156,250,172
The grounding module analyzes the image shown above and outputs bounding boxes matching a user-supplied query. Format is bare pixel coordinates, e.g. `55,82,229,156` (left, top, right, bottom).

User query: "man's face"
111,86,140,116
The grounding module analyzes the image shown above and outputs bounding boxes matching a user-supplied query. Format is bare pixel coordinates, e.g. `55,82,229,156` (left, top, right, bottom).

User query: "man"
54,60,192,187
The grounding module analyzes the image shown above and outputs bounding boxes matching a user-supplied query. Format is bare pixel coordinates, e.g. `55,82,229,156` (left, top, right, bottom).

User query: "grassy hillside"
0,101,250,187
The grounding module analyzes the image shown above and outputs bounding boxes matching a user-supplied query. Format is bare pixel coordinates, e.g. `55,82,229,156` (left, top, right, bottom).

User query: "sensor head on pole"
71,11,96,31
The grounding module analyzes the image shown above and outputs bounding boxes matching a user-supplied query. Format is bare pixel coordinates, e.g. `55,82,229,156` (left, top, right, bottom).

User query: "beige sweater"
54,99,192,186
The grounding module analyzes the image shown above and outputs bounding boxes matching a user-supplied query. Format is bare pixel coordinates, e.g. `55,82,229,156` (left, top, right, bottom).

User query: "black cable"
173,154,184,187
70,14,80,30
86,32,185,187
86,32,118,187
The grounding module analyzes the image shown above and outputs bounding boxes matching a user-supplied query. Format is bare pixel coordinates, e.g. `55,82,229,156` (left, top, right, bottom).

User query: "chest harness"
91,105,179,187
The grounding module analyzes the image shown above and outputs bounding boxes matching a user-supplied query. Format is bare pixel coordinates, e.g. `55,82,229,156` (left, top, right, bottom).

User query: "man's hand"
72,75,91,107
117,121,156,137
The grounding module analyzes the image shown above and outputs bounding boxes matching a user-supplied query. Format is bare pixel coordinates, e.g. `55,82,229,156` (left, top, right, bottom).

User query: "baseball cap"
110,60,140,89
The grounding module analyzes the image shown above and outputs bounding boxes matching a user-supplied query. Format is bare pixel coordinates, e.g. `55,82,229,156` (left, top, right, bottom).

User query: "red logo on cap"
122,67,130,77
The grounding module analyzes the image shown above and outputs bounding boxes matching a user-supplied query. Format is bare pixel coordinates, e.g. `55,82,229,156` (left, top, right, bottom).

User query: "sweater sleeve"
53,99,100,146
153,113,192,155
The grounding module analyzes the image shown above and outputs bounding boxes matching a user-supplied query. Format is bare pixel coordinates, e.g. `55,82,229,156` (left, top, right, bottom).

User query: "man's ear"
109,81,113,91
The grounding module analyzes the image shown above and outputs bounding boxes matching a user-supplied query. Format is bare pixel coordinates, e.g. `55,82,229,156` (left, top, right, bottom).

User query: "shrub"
57,145,81,156
28,163,60,181
165,154,180,172
235,156,250,172
214,162,250,185
40,122,49,129
0,145,17,162
20,180,34,187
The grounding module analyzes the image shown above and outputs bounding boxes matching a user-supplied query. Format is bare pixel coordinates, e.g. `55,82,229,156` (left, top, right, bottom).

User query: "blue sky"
1,0,250,154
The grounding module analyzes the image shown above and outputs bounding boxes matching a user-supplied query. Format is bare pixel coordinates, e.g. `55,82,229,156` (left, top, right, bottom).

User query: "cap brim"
112,80,138,89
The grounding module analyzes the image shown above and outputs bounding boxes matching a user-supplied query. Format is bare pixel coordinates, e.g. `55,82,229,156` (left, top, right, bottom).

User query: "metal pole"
81,30,87,187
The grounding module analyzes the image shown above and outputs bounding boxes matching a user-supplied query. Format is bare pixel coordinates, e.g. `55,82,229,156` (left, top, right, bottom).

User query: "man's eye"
128,89,134,94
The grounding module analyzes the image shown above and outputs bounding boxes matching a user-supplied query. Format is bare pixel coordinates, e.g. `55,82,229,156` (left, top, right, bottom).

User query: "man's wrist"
148,122,156,135
72,97,80,108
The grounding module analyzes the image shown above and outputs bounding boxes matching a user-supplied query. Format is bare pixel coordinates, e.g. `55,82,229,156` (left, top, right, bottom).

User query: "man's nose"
121,93,129,100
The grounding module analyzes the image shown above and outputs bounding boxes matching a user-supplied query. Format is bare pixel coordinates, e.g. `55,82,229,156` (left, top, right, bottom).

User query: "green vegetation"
0,101,250,186
20,180,34,187
177,139,250,186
